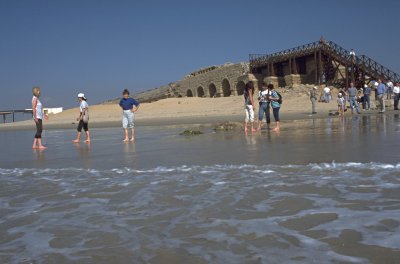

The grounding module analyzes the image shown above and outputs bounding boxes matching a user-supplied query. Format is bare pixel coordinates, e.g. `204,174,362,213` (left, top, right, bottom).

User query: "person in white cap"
337,93,345,116
73,93,91,143
310,86,318,114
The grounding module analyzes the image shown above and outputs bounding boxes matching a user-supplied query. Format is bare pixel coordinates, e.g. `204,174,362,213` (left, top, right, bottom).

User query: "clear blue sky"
1,0,399,109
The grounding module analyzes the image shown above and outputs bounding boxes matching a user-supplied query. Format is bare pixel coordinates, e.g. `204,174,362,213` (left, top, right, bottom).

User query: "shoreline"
0,110,394,132
0,95,395,132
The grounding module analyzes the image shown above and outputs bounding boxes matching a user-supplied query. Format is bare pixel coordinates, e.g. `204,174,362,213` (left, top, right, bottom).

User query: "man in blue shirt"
119,89,140,142
362,84,371,110
376,79,386,113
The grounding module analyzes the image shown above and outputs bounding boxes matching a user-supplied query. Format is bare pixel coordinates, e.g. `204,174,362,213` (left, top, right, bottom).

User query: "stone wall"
175,62,251,97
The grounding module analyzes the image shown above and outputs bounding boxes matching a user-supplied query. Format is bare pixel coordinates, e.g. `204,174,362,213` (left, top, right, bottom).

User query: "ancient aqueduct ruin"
134,39,399,103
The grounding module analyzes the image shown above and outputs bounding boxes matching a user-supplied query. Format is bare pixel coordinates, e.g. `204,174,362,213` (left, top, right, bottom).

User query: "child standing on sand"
31,86,48,149
119,89,140,142
73,93,91,143
337,93,345,116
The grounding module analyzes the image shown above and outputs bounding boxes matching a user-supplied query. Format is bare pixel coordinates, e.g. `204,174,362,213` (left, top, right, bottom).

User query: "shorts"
122,110,135,129
77,120,88,132
245,105,254,122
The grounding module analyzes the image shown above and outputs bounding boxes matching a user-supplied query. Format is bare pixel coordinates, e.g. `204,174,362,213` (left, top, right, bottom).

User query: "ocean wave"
1,162,399,176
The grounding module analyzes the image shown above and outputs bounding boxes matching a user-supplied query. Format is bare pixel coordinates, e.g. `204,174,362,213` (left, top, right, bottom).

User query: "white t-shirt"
387,81,393,88
32,96,43,119
324,87,330,94
259,90,269,103
393,86,400,94
80,101,89,112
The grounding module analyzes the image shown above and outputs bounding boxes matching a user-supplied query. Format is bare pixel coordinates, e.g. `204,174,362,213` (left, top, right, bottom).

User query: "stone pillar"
264,76,279,89
284,74,302,87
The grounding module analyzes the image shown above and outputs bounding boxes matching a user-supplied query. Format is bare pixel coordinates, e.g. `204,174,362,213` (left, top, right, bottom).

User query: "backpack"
276,91,283,104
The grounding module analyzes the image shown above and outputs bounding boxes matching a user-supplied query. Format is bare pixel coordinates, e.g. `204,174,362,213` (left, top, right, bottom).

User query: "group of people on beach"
31,87,140,149
309,79,400,117
243,81,281,133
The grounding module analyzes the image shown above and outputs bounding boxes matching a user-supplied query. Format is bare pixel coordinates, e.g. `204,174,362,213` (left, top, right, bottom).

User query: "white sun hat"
77,93,86,100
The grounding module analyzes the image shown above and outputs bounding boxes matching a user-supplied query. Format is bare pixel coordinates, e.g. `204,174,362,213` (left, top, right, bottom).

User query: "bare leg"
84,131,91,143
37,138,47,149
251,122,257,132
257,120,262,131
244,121,248,132
73,132,81,143
123,129,129,142
130,128,135,142
32,138,38,149
273,121,280,132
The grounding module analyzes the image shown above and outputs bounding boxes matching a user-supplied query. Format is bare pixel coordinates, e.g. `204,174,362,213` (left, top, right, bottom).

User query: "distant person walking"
362,84,371,110
31,86,48,149
348,82,361,114
244,81,256,133
377,79,386,113
119,89,140,142
310,86,318,114
257,82,271,130
73,93,91,143
393,82,400,110
268,84,281,132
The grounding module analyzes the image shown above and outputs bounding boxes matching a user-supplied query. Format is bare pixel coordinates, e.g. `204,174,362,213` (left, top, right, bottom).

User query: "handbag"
82,109,89,123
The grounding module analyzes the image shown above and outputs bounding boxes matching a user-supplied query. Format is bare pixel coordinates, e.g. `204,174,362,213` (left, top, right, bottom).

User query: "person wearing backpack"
268,84,281,132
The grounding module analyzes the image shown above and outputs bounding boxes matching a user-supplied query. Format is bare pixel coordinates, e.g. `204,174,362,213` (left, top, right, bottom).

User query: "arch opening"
197,86,205,97
209,83,217,97
186,89,193,97
236,81,246,96
222,79,231,97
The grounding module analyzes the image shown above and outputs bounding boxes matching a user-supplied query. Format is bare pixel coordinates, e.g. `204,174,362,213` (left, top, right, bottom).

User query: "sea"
0,114,400,264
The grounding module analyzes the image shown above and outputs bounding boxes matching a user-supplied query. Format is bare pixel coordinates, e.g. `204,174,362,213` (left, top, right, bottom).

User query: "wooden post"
314,51,318,84
292,58,298,74
318,50,322,85
345,64,349,88
12,111,15,122
289,57,292,75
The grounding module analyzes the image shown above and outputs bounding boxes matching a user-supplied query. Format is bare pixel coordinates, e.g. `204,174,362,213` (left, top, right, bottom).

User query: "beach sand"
0,87,368,130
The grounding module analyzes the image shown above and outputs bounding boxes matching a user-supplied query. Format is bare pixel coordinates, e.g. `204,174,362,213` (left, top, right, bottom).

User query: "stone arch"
186,89,193,97
209,83,217,97
236,81,246,95
222,79,231,97
197,86,205,97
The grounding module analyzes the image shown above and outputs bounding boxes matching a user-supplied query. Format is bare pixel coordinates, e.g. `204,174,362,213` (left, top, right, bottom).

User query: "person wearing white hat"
310,86,318,114
73,93,91,143
337,93,345,116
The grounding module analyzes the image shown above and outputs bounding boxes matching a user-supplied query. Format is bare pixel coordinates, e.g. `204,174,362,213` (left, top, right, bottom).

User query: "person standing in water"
119,89,140,142
243,81,257,133
257,82,271,130
268,84,281,132
310,86,318,114
31,86,48,149
73,93,91,143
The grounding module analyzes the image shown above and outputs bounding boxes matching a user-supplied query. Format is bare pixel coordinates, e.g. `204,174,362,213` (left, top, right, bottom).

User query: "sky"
1,0,399,109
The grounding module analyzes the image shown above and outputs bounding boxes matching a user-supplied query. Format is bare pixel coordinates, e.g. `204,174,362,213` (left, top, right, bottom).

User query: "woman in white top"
31,86,48,149
73,93,91,143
